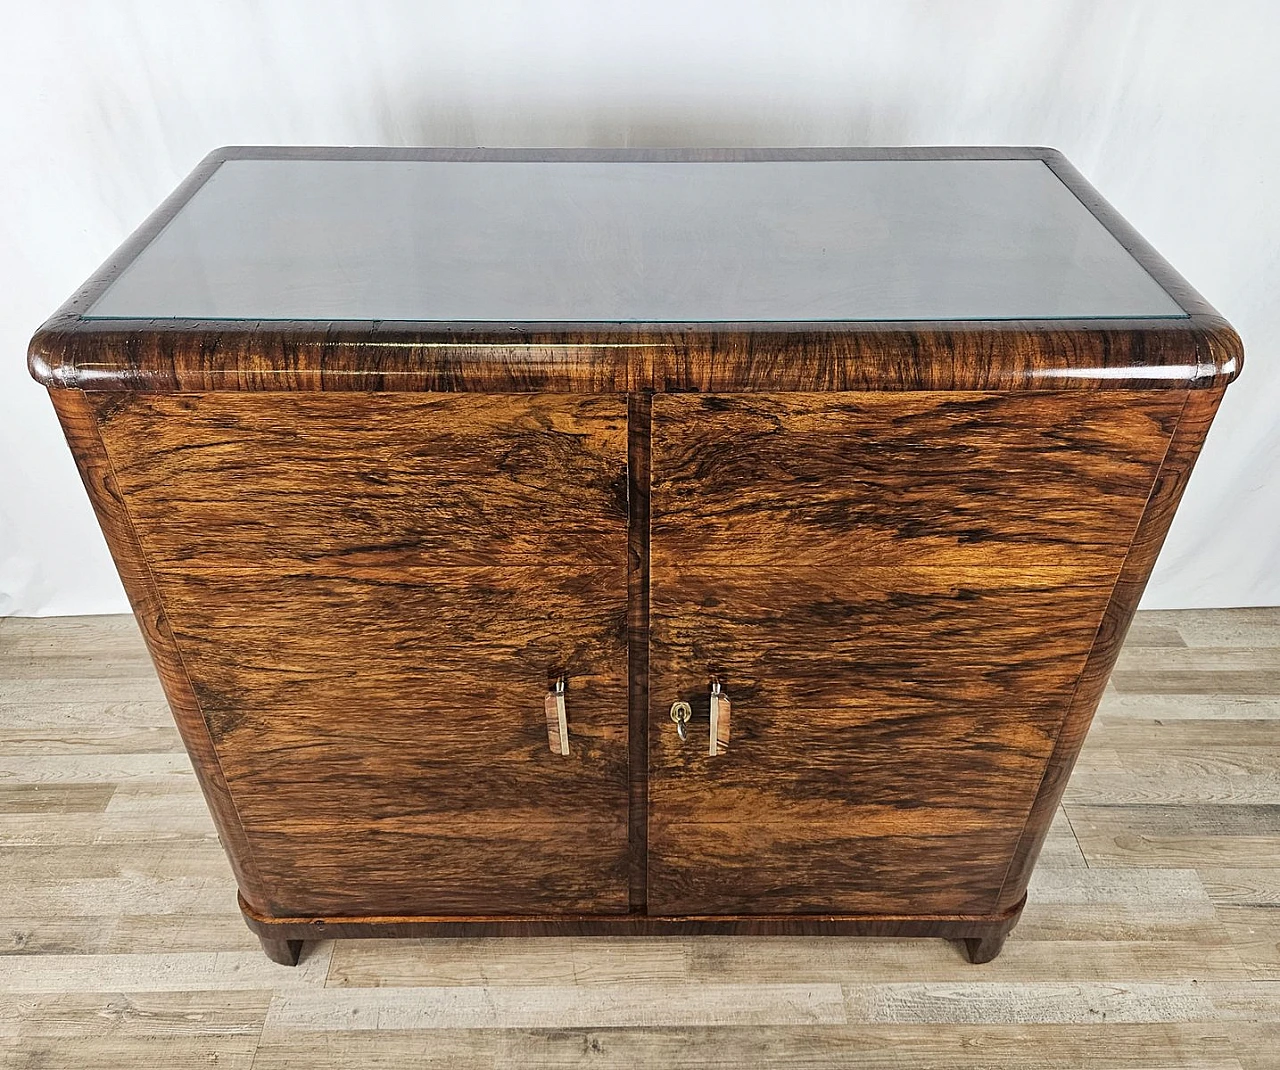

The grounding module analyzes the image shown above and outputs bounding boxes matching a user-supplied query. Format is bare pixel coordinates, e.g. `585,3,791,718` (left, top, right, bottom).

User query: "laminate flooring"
1,610,1277,1068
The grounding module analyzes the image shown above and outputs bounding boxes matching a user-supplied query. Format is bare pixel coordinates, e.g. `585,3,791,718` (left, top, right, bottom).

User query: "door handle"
669,682,730,754
545,676,570,756
709,680,731,756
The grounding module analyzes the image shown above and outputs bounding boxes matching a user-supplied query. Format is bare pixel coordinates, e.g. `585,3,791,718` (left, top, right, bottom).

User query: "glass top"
85,158,1185,323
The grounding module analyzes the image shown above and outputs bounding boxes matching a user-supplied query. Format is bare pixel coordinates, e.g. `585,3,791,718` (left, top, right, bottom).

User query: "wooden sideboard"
29,147,1241,965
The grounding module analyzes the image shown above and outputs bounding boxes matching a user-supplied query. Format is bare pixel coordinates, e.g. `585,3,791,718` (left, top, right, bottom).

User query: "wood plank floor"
1,610,1277,1068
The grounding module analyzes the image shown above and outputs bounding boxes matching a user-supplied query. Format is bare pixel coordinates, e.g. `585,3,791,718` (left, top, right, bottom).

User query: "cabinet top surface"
30,148,1240,393
86,154,1178,324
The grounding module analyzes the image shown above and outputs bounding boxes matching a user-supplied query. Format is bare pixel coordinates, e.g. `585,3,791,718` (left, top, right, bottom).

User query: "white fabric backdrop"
1,0,1276,615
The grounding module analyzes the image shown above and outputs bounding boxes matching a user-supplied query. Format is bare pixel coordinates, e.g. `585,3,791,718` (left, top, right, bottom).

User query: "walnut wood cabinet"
30,147,1241,965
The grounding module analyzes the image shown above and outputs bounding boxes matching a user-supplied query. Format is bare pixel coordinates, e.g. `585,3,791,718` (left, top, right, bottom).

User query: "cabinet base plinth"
239,893,1024,966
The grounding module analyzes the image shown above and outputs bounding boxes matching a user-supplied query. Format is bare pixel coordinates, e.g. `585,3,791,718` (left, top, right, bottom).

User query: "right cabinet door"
647,391,1181,917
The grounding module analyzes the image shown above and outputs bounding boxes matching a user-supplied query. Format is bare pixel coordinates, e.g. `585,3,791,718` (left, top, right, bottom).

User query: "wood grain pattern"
645,824,1027,917
28,148,1241,397
0,785,114,814
141,567,628,729
91,392,629,567
649,567,1115,711
651,391,1182,569
647,390,1178,918
86,391,633,918
995,389,1225,912
47,391,271,911
242,1026,1249,1070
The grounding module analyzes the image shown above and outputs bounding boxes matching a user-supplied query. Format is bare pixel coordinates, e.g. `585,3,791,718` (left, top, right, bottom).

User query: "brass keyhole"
669,701,692,741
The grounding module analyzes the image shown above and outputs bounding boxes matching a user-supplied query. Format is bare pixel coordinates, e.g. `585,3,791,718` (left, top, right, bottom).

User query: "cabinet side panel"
47,389,270,910
995,388,1222,910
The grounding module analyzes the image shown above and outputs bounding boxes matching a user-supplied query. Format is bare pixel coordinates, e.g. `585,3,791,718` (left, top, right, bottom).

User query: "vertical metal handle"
709,680,731,756
545,676,569,756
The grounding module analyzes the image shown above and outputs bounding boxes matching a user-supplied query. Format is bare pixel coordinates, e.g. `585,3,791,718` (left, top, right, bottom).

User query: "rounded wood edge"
27,148,228,385
29,322,1236,394
238,891,1025,942
1190,316,1244,385
28,144,1241,394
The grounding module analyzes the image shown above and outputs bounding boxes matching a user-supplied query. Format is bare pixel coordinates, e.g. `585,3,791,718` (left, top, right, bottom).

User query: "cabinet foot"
258,934,303,966
963,933,1008,964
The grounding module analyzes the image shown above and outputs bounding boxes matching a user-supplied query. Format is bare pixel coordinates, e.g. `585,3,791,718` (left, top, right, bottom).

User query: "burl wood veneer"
30,147,1241,965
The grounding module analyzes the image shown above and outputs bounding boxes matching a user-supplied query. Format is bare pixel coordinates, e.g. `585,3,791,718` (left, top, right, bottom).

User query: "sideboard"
29,147,1241,964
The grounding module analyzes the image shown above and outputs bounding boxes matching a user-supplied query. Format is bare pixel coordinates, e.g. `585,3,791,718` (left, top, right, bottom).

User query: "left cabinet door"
90,392,632,918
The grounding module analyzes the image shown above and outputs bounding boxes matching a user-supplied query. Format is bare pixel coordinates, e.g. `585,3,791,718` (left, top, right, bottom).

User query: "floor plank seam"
1061,804,1091,870
2,609,1279,1063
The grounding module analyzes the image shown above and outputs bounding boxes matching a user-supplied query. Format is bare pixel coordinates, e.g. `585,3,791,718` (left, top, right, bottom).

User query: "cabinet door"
648,391,1181,916
96,392,631,917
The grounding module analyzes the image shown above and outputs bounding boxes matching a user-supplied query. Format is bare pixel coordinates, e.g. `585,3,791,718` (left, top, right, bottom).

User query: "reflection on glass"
87,159,1184,322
